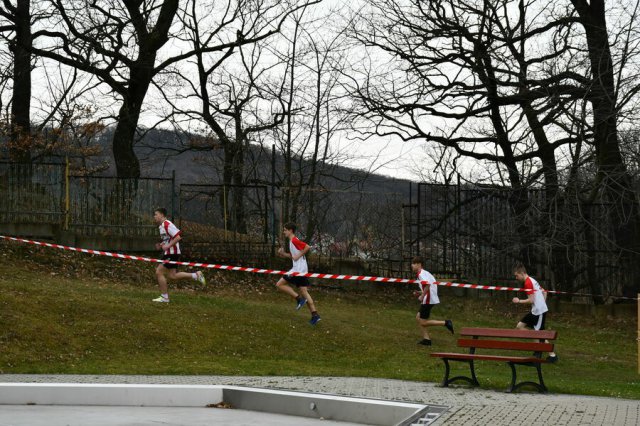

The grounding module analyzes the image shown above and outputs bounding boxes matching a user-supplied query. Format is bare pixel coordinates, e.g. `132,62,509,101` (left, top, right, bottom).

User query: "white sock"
192,273,198,280
161,293,169,300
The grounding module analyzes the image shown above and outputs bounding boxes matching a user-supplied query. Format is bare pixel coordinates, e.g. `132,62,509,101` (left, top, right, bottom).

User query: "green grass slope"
0,243,638,399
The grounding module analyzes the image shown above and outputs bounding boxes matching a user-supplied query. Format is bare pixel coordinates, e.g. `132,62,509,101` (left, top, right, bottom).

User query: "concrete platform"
1,375,638,425
0,405,361,426
0,383,445,426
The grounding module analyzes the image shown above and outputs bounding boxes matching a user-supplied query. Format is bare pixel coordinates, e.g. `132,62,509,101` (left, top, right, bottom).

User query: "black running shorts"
419,304,434,320
521,312,546,330
161,254,181,269
283,274,310,287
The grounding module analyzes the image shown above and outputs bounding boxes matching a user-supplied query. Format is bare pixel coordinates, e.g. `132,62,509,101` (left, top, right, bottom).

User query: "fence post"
263,186,268,244
455,173,461,276
271,144,276,254
64,156,70,230
171,169,176,222
444,181,448,272
401,204,405,255
223,184,228,242
408,181,412,257
417,183,421,257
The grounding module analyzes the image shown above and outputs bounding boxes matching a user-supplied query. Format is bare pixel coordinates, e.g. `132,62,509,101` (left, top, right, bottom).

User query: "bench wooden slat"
430,352,546,363
457,338,554,352
459,327,557,340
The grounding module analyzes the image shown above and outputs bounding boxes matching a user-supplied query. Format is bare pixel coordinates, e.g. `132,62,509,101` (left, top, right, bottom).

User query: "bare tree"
0,0,34,161
28,0,317,177
1,2,102,166
348,0,640,297
154,0,321,233
271,6,354,238
349,0,582,262
570,0,640,269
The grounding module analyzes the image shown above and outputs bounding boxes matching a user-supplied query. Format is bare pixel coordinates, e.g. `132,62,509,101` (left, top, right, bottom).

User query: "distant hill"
89,127,414,197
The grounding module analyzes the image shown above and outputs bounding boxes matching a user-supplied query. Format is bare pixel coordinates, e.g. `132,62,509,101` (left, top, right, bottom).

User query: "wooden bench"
431,327,558,393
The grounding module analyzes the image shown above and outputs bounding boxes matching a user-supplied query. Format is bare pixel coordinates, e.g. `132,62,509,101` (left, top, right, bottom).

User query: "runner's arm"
420,288,429,301
292,244,311,261
512,293,534,304
277,247,292,259
162,234,182,250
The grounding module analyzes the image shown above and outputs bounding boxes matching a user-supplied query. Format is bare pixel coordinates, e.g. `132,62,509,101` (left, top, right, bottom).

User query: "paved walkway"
1,375,638,425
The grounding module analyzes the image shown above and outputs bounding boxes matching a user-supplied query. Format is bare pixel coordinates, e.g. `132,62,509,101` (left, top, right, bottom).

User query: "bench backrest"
457,328,557,353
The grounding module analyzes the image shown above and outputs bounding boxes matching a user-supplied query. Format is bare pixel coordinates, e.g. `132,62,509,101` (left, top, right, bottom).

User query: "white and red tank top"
159,220,181,255
288,236,309,274
524,276,548,315
417,269,439,305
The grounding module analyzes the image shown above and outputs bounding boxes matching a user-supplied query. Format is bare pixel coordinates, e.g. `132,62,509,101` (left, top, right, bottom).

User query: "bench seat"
431,353,546,363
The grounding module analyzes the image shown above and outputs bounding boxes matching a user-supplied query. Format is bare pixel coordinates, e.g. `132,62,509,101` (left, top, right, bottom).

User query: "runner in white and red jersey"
512,263,558,362
411,256,453,346
276,222,321,325
152,208,205,303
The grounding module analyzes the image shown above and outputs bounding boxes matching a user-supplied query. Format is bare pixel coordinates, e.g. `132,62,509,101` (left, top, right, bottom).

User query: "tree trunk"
479,50,535,269
9,0,32,162
231,129,247,234
111,56,157,178
573,0,640,292
221,141,234,225
112,98,142,178
520,100,575,291
305,59,323,240
582,202,605,304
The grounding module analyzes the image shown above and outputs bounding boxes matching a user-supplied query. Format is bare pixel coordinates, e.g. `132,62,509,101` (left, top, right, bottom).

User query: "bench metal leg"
507,362,518,392
469,359,479,385
535,363,548,393
506,362,547,393
439,359,480,388
441,359,451,387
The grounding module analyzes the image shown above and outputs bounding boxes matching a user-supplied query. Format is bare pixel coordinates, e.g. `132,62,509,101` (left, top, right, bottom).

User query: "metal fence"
0,162,407,276
279,187,404,257
68,176,175,237
2,161,636,296
274,187,406,277
0,162,65,223
177,183,271,265
408,182,524,279
407,181,637,299
0,162,176,237
178,184,269,242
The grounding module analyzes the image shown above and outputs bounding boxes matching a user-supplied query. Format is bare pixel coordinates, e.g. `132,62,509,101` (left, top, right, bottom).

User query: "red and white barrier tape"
1,235,637,300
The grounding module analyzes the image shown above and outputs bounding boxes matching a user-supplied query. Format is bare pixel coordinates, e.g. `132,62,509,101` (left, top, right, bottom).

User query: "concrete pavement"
0,375,638,425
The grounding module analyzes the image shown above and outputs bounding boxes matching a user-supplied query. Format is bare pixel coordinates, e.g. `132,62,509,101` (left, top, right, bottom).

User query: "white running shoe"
196,271,206,285
152,296,169,303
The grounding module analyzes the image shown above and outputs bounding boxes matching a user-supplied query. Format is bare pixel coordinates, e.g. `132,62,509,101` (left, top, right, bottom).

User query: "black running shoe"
418,339,432,346
547,355,559,364
444,319,454,334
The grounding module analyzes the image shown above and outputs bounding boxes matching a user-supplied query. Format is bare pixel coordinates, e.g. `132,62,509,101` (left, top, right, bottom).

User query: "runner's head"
153,207,168,224
283,222,297,238
410,256,424,273
513,263,528,282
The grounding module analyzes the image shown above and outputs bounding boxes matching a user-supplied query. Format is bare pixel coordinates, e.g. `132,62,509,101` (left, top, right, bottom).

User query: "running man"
512,263,558,362
276,222,321,325
411,256,454,346
152,207,205,303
